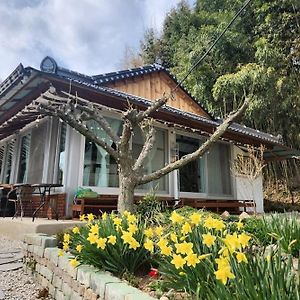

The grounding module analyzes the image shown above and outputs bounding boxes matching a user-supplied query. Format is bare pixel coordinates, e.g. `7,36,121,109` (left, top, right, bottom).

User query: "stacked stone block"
23,233,154,300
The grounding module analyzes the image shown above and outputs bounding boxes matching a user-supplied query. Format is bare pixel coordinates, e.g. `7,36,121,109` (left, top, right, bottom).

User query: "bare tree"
34,88,250,212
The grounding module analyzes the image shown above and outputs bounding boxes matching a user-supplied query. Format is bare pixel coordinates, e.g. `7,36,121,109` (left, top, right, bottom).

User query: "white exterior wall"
233,145,264,213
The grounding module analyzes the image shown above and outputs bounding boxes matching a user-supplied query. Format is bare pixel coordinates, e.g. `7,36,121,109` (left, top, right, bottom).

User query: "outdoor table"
31,183,63,222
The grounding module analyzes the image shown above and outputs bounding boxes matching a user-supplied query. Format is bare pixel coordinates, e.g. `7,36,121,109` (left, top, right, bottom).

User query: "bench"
72,195,256,218
181,199,256,214
72,195,118,218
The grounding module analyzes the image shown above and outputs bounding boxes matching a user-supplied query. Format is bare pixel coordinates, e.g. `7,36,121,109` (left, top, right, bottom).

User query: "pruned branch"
133,122,156,172
139,98,250,185
37,101,118,160
135,94,170,123
42,90,120,143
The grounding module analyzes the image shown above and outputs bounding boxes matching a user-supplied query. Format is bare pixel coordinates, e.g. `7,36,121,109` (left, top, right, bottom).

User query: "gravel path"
0,235,53,300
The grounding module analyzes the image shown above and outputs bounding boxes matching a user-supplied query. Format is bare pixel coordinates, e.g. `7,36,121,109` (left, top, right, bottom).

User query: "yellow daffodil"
58,249,64,257
87,213,94,222
238,233,251,248
175,242,193,255
214,266,235,285
160,245,172,256
72,227,80,234
76,244,83,253
96,237,107,250
155,226,164,236
181,222,192,235
128,224,138,234
189,212,201,225
87,233,98,244
203,216,216,229
127,214,137,223
128,238,140,250
69,258,79,268
157,238,168,249
63,233,70,243
185,253,200,267
113,217,122,227
121,231,133,244
90,224,99,235
223,233,240,252
170,211,184,224
108,235,117,245
171,254,186,269
236,220,244,230
198,253,211,261
170,232,178,243
202,233,216,247
144,228,153,238
79,214,86,221
62,242,69,251
215,256,230,268
144,239,154,253
179,272,186,276
214,219,225,231
101,212,107,220
236,252,248,263
218,247,230,258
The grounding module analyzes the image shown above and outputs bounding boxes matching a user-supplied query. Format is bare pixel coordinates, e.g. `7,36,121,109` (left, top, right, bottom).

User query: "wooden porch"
72,195,256,218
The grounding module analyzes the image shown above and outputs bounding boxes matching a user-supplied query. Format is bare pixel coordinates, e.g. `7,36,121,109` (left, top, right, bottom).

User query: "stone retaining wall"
23,233,155,300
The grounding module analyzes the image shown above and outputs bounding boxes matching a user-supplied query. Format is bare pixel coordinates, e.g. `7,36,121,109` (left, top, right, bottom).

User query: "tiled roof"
0,56,282,146
92,64,164,84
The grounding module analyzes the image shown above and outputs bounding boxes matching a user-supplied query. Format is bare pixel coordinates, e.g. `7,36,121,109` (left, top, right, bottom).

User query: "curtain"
87,119,121,187
17,134,31,183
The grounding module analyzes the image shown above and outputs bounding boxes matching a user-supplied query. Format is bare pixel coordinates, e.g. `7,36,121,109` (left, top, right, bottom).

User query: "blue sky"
0,0,188,80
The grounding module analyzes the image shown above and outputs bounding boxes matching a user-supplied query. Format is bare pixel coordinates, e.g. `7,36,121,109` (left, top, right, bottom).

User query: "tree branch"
42,91,120,143
133,122,156,172
136,94,170,123
37,102,119,160
139,98,250,185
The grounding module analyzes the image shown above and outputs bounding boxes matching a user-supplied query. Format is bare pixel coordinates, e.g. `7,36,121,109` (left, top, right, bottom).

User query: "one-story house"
0,56,298,216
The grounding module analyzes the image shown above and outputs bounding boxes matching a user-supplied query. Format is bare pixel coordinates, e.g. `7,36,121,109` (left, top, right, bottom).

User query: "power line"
172,0,253,93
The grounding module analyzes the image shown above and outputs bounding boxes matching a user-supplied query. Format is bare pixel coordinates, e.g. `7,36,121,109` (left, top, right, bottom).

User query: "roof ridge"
0,64,25,97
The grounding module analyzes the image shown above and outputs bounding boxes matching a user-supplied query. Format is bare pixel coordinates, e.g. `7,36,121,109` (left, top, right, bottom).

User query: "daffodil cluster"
145,210,251,286
59,211,151,276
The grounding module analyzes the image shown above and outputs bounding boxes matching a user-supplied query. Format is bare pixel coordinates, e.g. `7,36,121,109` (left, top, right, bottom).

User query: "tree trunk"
117,171,136,213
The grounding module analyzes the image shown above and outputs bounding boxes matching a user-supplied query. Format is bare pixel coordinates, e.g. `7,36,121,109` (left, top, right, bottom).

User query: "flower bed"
57,209,300,299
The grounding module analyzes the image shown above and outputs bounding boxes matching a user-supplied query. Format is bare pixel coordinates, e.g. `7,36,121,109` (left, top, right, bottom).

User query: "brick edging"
23,233,155,300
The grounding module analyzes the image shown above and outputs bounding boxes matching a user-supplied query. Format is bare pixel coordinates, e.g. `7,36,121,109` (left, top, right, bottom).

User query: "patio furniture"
31,183,63,222
4,183,33,219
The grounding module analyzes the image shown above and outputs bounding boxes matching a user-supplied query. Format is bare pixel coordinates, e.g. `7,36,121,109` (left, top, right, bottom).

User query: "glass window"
83,118,122,187
133,128,167,191
3,140,15,184
57,123,67,184
17,134,31,183
27,123,47,183
177,135,205,193
207,143,232,195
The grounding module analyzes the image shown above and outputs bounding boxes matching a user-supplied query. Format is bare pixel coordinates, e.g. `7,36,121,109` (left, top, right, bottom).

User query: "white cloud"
0,0,184,80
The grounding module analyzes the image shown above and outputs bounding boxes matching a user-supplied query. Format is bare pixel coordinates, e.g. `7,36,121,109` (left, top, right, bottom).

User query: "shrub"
136,189,166,222
61,212,152,276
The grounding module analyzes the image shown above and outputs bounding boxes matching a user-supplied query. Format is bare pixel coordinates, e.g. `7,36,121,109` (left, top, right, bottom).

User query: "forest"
136,0,300,185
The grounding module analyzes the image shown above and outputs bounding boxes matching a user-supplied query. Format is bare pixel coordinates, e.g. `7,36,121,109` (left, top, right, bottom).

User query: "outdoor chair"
4,186,34,219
